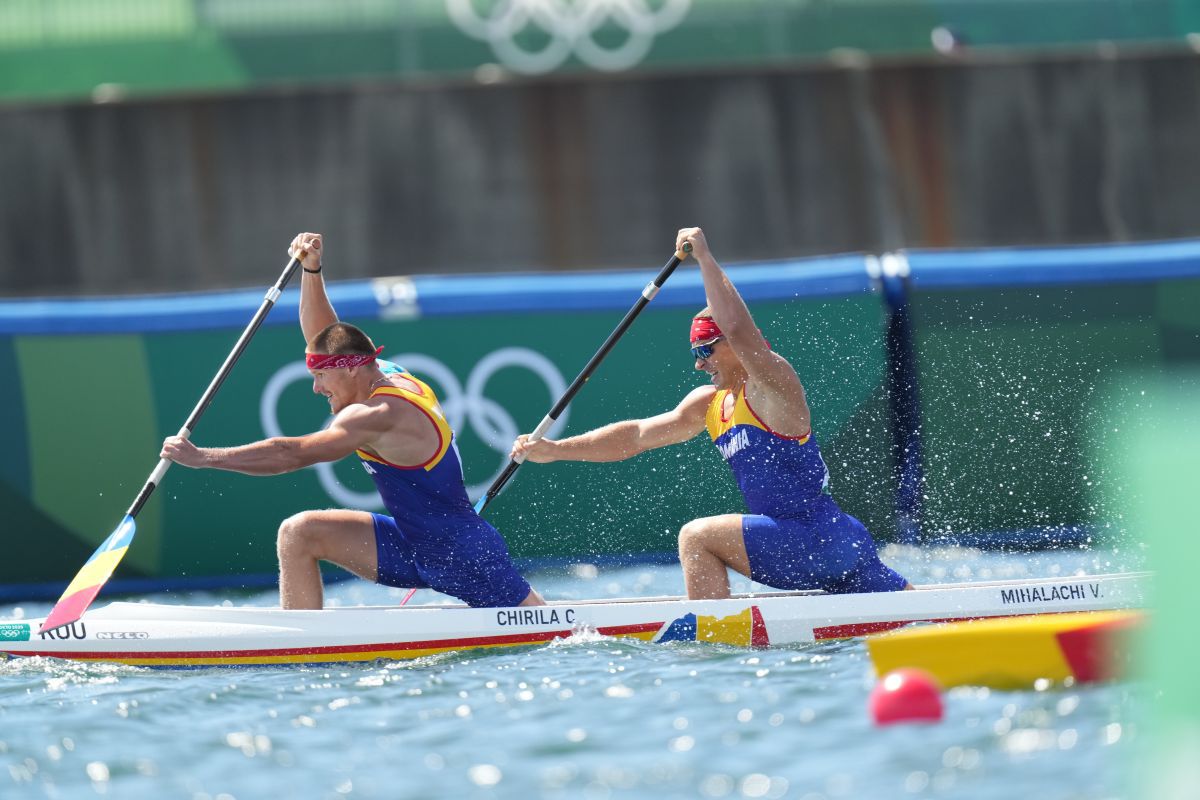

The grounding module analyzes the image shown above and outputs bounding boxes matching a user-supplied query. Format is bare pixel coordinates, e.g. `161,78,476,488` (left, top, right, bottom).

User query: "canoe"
0,572,1148,668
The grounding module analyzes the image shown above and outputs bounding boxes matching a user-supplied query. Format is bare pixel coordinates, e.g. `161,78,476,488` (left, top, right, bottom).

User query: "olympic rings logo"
260,348,568,509
446,0,692,75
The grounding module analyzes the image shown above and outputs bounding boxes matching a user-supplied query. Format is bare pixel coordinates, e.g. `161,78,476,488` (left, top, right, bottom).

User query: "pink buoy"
869,668,944,725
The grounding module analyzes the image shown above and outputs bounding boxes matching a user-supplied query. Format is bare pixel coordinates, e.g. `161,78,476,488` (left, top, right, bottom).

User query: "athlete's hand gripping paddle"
38,254,306,634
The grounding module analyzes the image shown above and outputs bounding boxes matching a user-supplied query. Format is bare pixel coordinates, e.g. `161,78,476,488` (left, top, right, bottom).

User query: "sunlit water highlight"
1,547,1146,799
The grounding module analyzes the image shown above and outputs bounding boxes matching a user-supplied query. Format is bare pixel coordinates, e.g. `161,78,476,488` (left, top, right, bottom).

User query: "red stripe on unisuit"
361,389,445,469
740,389,810,442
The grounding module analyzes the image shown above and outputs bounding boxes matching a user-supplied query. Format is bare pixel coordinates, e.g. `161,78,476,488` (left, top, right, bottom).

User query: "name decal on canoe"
1000,583,1100,605
496,608,576,627
39,622,87,641
0,623,30,642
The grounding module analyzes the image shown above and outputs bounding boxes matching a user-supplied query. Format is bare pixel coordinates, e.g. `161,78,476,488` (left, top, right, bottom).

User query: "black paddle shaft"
126,255,304,518
476,243,692,515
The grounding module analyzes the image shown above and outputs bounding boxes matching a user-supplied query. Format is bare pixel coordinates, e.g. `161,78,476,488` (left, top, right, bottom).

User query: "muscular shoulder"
391,374,424,394
744,355,810,436
364,391,435,430
684,384,718,408
329,398,388,434
330,393,424,438
675,384,718,423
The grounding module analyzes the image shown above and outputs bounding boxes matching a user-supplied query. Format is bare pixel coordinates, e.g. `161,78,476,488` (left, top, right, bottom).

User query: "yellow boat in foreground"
866,609,1144,690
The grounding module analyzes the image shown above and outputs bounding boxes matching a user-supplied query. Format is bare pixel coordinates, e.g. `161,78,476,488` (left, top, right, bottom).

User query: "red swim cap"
690,316,723,345
689,316,772,350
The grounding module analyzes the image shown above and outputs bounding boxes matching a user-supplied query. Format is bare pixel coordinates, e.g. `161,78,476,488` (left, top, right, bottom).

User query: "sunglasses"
690,338,722,360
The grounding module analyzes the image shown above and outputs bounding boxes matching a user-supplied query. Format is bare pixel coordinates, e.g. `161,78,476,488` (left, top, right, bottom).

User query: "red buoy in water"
869,668,944,725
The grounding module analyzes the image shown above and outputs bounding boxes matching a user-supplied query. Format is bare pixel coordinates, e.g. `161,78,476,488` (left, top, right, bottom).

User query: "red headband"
690,316,723,345
305,346,384,370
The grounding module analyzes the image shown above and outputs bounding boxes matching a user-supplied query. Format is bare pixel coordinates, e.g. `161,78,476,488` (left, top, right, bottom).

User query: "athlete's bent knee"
678,519,713,557
277,512,326,560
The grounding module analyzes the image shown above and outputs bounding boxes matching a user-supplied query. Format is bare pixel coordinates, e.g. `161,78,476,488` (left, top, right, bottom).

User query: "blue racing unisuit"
706,385,907,594
358,370,531,608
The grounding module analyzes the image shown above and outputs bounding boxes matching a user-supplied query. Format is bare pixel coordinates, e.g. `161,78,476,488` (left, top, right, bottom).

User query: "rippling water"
1,547,1146,800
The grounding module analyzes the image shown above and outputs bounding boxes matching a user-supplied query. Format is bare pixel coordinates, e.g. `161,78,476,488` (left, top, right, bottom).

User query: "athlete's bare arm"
511,385,715,464
161,400,395,476
678,227,810,436
290,232,338,344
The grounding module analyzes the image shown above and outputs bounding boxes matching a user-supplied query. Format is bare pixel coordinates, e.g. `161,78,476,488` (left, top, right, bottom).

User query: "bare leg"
677,514,753,600
276,509,380,610
518,589,546,606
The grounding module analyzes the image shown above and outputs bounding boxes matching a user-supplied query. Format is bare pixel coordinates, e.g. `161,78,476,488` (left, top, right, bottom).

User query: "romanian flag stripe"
653,606,770,647
37,588,103,633
60,547,129,598
40,517,135,632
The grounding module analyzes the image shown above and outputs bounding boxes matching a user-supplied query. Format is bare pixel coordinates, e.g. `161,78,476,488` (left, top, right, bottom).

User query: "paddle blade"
38,516,136,634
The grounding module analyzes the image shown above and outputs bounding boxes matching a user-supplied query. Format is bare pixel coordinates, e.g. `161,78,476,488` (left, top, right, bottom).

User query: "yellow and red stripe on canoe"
16,622,666,668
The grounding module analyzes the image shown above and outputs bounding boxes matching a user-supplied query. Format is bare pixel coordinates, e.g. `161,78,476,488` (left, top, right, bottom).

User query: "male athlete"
512,227,910,599
162,233,544,610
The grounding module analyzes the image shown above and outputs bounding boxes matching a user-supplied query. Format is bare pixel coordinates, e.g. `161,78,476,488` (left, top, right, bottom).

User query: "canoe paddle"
38,253,305,634
397,243,693,608
473,242,692,516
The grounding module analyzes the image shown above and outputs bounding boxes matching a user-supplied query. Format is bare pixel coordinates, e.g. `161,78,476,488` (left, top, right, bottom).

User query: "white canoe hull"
0,572,1148,668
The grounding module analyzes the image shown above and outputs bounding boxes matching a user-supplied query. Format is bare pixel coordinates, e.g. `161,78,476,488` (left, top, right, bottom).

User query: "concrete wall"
2,50,1199,296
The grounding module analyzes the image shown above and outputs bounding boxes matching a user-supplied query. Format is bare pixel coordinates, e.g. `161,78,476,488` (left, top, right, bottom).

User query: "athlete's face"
310,367,356,414
693,338,739,389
